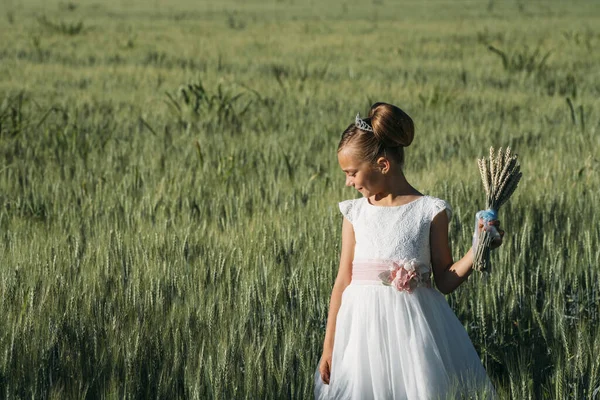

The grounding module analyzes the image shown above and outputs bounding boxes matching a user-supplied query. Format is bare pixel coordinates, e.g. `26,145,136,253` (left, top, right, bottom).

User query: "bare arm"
323,217,354,350
429,210,472,294
430,210,503,294
319,216,355,383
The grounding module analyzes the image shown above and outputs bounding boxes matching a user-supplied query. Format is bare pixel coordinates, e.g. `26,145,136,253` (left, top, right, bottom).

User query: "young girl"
314,103,503,399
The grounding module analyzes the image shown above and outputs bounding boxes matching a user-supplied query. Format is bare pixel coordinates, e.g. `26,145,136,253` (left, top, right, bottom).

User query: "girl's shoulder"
423,195,453,221
338,197,365,224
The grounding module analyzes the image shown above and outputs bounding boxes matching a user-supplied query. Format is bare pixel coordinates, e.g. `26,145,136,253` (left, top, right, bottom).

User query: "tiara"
355,113,374,133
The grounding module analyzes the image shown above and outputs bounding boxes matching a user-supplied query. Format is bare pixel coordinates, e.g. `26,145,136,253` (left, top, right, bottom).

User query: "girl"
314,103,503,399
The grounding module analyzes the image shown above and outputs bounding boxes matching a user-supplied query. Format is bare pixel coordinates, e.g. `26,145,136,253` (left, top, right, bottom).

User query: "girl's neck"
371,171,422,205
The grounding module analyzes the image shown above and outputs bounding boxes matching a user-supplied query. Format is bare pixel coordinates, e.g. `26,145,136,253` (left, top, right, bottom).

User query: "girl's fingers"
478,219,501,231
319,359,331,384
490,230,505,248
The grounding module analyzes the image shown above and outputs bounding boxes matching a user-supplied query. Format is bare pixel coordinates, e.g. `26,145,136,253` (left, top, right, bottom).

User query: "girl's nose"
345,177,353,187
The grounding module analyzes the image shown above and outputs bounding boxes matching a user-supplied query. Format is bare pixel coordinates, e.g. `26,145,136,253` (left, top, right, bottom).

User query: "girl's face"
338,147,386,197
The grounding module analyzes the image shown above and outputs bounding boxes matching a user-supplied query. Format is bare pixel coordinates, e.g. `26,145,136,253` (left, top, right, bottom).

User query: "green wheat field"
1,0,599,398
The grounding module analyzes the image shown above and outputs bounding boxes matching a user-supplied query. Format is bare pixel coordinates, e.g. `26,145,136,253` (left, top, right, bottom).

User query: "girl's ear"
376,156,390,174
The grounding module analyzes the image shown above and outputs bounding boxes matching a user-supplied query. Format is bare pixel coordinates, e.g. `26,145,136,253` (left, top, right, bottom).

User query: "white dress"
314,195,496,400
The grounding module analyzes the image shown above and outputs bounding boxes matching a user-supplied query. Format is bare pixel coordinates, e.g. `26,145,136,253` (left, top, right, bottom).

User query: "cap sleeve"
338,199,355,223
430,197,452,221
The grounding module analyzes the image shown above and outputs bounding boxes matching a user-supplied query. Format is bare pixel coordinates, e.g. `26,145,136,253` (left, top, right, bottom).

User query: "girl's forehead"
338,148,362,168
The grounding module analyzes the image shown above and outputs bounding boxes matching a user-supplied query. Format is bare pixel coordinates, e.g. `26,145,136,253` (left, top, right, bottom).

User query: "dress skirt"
313,282,496,400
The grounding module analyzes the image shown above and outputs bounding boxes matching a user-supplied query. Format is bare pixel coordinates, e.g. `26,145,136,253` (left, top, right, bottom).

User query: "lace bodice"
339,195,452,271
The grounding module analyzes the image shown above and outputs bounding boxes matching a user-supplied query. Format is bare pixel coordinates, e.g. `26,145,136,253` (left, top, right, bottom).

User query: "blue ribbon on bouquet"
476,209,498,223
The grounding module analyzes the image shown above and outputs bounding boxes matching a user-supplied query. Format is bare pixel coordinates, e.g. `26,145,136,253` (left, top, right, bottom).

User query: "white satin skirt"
313,281,496,400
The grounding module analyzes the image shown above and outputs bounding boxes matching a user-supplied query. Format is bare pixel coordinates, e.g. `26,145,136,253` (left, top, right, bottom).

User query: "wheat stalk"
474,146,522,271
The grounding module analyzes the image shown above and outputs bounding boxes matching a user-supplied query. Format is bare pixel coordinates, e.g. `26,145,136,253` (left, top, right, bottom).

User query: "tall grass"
0,0,599,398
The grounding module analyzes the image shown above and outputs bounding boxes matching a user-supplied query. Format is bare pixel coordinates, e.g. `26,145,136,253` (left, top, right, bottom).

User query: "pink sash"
351,259,432,291
352,259,394,283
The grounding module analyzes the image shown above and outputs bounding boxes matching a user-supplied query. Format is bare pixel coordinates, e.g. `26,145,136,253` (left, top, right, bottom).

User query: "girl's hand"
319,350,333,384
477,219,505,249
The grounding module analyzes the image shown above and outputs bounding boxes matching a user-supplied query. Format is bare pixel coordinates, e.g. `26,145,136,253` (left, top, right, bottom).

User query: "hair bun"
368,102,414,148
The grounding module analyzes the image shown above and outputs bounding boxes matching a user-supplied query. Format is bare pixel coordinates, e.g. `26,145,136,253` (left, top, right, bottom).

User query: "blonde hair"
338,102,414,167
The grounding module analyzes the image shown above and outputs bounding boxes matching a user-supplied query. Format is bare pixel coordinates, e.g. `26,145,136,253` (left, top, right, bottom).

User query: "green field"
1,0,599,398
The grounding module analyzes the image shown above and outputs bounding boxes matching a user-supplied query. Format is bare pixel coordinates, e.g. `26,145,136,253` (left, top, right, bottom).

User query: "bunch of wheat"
474,147,522,271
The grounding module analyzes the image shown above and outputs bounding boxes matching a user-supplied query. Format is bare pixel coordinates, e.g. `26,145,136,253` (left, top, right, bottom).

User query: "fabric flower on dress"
380,259,431,293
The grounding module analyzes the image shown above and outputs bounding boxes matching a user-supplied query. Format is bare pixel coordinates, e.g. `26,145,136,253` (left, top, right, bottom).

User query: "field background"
1,0,599,398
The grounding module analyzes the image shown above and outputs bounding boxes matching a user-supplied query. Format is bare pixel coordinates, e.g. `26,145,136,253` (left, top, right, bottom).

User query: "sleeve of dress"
430,198,453,222
338,199,354,223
